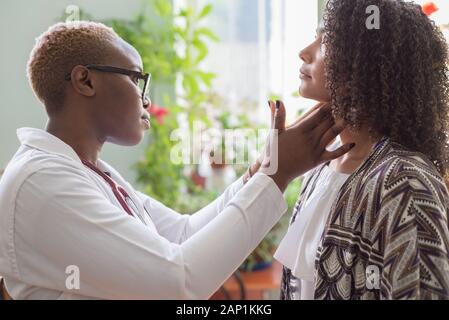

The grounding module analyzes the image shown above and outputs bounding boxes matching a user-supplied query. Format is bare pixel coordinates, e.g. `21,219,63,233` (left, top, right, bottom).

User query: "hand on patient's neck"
330,127,381,175
45,109,104,166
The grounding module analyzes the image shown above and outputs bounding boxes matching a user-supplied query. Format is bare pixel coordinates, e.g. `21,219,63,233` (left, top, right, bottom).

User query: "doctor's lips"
141,112,151,125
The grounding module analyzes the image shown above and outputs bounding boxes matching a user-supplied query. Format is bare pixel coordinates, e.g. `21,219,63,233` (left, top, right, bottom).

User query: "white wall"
0,0,150,185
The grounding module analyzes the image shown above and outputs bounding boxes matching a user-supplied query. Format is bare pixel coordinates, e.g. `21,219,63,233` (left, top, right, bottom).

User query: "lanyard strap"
81,159,134,217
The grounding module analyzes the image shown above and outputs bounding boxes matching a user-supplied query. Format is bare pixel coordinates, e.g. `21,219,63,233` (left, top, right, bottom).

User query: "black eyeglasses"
65,64,151,106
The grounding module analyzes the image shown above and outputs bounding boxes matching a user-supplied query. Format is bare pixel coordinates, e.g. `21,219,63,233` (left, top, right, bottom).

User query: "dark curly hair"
322,0,449,179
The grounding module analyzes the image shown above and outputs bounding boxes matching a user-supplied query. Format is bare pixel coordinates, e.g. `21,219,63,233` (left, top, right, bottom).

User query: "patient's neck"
330,127,381,174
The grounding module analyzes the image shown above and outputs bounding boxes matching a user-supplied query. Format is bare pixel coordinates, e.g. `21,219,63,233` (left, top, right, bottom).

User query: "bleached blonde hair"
27,21,120,112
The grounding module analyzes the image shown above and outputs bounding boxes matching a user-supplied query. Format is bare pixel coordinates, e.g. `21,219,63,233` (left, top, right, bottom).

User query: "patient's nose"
299,50,310,63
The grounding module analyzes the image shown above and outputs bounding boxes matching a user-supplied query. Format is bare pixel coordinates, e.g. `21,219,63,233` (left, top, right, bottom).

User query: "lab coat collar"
17,127,82,164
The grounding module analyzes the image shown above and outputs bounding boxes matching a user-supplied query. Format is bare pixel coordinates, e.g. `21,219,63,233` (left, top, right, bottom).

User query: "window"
174,0,322,125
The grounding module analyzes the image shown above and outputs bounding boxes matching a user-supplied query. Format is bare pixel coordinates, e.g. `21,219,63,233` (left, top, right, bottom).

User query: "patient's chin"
299,83,330,102
299,86,320,101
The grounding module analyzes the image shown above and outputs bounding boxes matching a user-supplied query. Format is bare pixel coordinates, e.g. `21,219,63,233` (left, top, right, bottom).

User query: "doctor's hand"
258,101,355,192
243,100,286,183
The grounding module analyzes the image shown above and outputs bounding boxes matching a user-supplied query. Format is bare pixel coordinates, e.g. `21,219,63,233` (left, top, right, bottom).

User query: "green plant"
204,91,260,173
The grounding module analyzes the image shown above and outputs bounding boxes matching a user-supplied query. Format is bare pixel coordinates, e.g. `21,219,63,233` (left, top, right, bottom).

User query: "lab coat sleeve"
13,165,286,299
135,176,244,244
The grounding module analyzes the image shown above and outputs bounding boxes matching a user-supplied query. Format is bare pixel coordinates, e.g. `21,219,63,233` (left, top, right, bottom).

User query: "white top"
274,164,349,300
0,127,287,300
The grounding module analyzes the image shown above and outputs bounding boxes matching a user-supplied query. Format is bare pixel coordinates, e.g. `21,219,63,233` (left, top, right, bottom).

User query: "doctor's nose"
143,96,151,109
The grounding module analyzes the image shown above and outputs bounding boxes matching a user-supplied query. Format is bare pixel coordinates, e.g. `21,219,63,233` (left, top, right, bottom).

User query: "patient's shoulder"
359,142,448,199
377,143,443,180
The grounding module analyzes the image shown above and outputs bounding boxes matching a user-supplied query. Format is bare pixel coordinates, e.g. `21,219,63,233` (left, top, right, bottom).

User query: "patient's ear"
68,65,96,97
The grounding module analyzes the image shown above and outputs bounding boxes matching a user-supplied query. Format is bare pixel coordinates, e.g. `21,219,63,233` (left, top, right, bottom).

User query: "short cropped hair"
27,21,119,112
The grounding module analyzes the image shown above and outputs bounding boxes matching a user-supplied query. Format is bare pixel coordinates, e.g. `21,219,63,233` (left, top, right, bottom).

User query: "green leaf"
192,38,208,64
154,0,172,17
179,7,194,18
291,90,301,98
196,71,215,87
194,27,219,42
198,4,213,19
269,93,282,101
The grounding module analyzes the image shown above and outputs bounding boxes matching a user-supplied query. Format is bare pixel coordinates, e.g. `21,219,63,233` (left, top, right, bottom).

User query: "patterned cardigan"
280,137,449,299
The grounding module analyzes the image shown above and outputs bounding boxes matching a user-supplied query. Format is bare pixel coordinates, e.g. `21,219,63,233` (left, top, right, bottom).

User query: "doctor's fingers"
299,113,334,148
273,101,286,133
291,103,332,133
319,142,355,163
286,102,330,130
268,100,286,133
318,119,346,149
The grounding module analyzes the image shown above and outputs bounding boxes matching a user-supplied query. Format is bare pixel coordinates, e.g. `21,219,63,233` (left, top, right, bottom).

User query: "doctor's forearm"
181,176,244,240
179,173,287,299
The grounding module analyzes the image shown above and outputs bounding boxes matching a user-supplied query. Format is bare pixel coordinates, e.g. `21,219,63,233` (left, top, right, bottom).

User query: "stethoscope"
81,159,148,225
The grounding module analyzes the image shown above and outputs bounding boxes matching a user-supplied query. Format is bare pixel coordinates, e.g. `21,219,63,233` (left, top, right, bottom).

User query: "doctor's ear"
67,65,96,97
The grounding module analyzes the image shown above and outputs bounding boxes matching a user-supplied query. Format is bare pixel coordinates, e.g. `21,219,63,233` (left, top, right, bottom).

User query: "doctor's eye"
130,75,139,85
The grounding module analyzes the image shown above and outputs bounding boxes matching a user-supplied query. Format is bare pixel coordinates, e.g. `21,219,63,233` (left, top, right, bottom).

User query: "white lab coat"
0,128,287,299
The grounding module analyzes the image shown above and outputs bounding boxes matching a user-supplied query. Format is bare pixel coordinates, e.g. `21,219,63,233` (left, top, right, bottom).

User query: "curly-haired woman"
274,0,449,300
